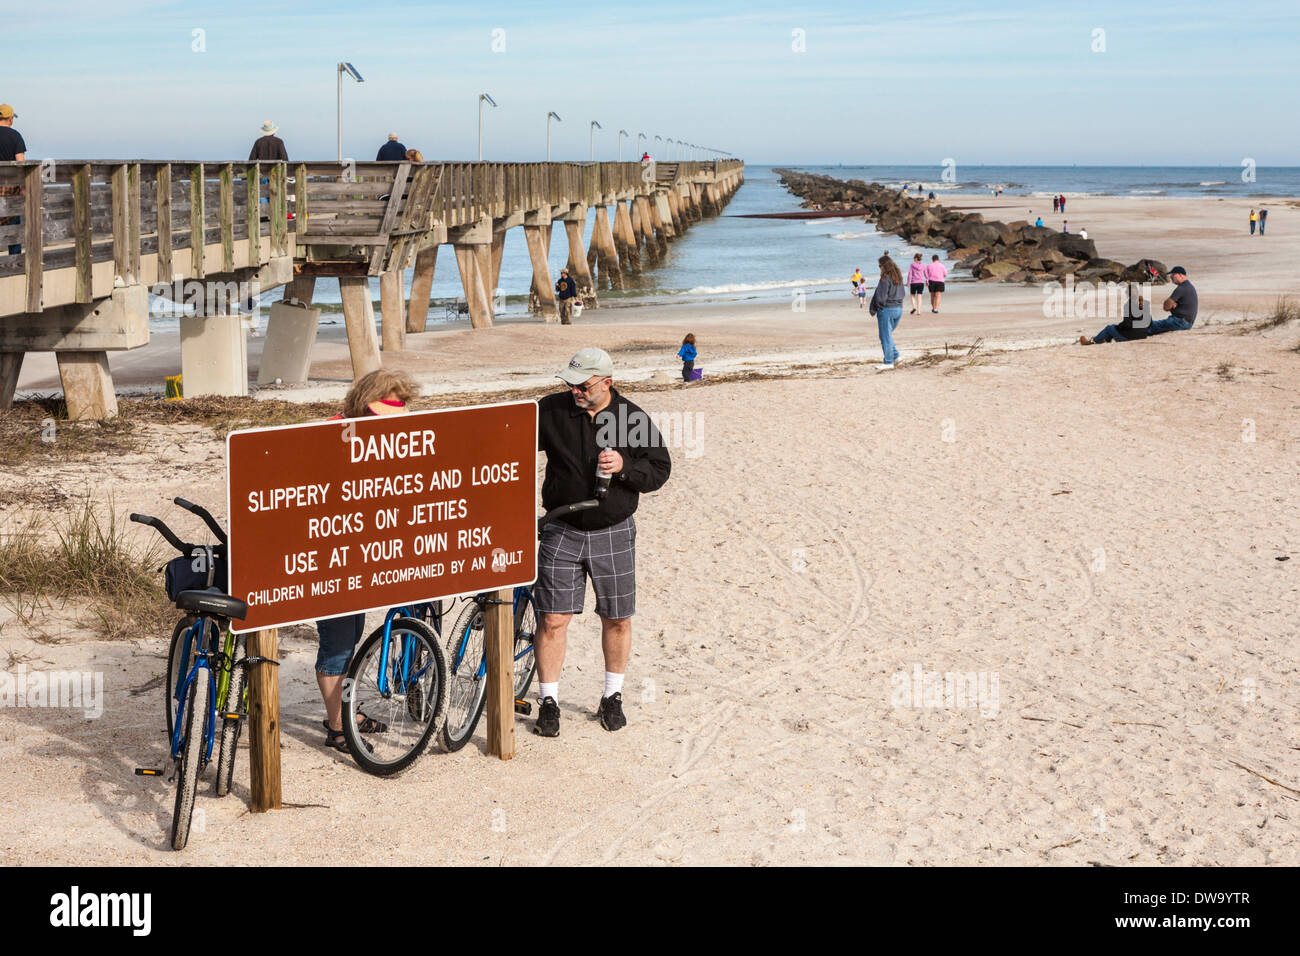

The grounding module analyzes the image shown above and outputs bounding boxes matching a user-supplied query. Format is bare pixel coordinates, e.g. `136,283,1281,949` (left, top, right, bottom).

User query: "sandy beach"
2,192,1299,866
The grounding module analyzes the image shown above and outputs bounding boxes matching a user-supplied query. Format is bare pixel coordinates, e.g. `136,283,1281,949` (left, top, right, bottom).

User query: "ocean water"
150,164,1298,327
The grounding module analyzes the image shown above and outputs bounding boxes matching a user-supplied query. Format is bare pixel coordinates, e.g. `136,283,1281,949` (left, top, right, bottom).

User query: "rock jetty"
773,169,1168,286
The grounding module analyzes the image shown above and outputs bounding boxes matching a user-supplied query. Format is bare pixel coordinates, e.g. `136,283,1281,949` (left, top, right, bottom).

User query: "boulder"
951,221,1004,249
1120,258,1170,284
1056,235,1099,261
977,260,1021,279
948,246,979,261
1073,258,1127,282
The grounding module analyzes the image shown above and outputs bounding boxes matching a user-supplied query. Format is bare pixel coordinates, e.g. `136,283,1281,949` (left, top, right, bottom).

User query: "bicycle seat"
175,589,249,621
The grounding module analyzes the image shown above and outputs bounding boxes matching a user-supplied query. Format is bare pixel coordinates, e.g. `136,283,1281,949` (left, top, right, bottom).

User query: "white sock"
604,672,624,697
539,682,558,704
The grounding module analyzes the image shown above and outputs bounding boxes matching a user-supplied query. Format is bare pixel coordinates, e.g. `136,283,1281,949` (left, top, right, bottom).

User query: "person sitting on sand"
1146,267,1198,336
868,254,905,370
1078,284,1151,345
677,333,697,382
316,368,416,752
906,253,927,315
926,255,947,313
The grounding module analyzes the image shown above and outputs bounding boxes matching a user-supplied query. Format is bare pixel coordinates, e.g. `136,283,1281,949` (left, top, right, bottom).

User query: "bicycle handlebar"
129,513,192,555
537,499,600,532
174,497,228,545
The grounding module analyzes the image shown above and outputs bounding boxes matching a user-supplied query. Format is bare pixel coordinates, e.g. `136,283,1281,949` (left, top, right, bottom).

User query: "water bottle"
594,444,612,500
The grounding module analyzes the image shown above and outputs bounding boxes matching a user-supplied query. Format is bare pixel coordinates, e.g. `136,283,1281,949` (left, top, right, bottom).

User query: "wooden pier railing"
0,158,744,417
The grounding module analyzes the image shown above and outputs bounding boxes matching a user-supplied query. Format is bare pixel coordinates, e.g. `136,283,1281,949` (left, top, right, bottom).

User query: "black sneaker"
596,692,626,732
535,697,560,737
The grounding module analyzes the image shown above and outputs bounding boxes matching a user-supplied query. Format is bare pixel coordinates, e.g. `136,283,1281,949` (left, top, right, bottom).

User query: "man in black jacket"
533,348,671,736
248,121,288,161
554,269,577,325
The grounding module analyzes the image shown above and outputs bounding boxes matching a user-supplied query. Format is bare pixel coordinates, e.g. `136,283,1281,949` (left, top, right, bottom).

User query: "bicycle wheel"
342,617,447,776
439,600,487,752
164,615,196,741
171,663,210,850
214,634,246,797
513,590,539,698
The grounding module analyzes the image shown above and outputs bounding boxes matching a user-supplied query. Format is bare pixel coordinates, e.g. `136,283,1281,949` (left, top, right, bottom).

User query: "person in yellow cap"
248,120,287,161
0,105,24,254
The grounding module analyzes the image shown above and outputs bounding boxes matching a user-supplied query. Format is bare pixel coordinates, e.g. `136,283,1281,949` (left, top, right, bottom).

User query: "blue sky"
5,0,1299,165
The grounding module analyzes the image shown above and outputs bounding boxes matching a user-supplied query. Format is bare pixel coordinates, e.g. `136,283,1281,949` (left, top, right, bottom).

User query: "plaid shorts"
535,516,636,619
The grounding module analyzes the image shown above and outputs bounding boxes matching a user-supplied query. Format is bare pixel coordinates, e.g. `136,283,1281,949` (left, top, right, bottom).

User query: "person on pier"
376,133,407,161
248,120,288,161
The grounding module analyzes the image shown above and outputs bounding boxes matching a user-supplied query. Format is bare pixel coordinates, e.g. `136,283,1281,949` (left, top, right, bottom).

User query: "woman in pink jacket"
906,253,928,315
925,255,947,313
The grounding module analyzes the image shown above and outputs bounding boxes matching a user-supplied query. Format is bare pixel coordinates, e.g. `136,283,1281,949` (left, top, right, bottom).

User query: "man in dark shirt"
1,104,26,253
532,348,671,737
248,121,288,161
376,133,407,161
554,268,577,325
1147,267,1198,335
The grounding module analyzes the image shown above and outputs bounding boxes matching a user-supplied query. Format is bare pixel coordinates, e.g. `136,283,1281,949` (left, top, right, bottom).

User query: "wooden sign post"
483,588,515,760
225,401,538,797
245,627,281,811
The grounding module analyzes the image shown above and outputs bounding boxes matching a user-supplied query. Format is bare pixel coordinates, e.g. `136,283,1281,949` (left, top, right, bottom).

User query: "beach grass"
0,497,169,641
1235,295,1299,334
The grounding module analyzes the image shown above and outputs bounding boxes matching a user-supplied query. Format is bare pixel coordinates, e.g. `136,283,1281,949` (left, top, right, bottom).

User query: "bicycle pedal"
514,699,532,716
134,767,164,776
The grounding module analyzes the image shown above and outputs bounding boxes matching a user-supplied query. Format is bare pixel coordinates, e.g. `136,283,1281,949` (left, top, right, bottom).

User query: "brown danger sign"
226,401,537,633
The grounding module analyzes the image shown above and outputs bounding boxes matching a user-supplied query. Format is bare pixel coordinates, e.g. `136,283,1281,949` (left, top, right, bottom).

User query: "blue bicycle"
438,500,598,751
340,601,449,775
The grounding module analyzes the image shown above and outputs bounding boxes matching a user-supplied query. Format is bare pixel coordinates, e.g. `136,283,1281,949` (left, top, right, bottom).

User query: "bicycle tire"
513,590,539,699
171,664,209,850
342,617,447,776
214,634,246,797
164,615,196,741
439,600,488,752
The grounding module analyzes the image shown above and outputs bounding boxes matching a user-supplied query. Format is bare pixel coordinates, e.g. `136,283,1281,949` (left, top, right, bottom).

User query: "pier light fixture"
637,132,646,156
590,120,602,161
547,111,562,161
666,138,674,159
618,129,628,161
654,135,662,154
336,61,364,162
478,93,497,161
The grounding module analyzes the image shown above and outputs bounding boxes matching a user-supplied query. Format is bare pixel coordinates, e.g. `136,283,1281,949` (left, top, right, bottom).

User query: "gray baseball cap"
558,347,614,385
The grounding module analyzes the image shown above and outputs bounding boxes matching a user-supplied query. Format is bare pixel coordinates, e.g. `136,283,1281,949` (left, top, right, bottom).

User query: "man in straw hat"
248,120,288,161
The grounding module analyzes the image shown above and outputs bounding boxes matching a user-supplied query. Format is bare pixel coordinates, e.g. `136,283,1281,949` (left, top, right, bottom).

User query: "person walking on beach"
0,104,26,255
248,121,288,161
533,348,672,736
677,333,697,381
316,369,415,752
906,253,927,315
1052,195,1060,214
555,268,577,325
869,254,905,370
926,254,947,313
1059,194,1066,214
376,133,407,161
1259,207,1268,234
856,277,868,308
850,267,863,295
1146,266,1198,336
1248,209,1257,235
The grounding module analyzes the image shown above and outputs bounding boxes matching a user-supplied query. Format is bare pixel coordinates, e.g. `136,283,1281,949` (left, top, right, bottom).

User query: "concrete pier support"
0,353,22,410
257,299,321,386
338,276,382,379
56,351,119,420
634,196,660,264
379,269,406,351
180,314,248,398
591,205,623,290
654,192,676,239
490,231,506,301
616,200,640,273
453,243,495,329
406,245,438,333
563,204,597,307
524,222,559,323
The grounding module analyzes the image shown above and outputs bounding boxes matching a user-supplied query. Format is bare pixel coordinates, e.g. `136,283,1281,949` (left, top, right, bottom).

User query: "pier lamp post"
618,129,628,161
637,132,646,157
590,120,602,161
547,111,562,161
666,138,674,160
336,61,364,162
478,93,497,161
654,135,662,157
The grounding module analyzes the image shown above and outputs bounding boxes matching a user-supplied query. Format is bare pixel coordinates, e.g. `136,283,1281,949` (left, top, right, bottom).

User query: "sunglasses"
570,377,606,394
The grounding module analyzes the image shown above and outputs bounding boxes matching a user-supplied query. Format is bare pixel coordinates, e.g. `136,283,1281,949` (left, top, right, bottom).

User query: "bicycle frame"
170,616,220,764
375,606,438,696
453,587,536,681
